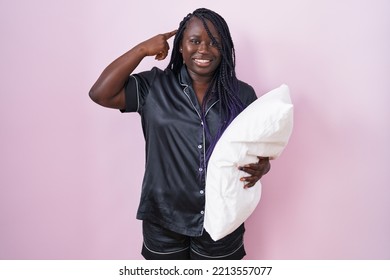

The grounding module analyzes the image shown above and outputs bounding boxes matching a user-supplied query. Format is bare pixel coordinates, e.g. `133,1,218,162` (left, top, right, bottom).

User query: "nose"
197,41,210,53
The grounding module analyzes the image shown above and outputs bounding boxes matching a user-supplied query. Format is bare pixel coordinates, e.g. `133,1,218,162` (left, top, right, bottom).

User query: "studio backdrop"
0,0,389,259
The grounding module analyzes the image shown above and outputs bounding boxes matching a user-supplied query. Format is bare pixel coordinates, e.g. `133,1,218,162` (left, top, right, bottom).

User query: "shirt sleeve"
120,67,160,113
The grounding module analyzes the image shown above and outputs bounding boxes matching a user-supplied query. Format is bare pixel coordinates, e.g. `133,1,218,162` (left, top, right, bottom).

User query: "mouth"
193,58,212,67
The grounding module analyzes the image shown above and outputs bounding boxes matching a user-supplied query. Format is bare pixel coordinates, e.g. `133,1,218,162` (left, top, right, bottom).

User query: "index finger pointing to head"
164,30,177,39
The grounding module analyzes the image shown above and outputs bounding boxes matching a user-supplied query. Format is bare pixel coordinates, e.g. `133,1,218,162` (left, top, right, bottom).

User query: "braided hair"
166,8,244,163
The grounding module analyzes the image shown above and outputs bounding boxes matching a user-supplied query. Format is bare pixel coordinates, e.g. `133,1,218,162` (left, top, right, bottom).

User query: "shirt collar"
178,65,192,87
178,65,220,107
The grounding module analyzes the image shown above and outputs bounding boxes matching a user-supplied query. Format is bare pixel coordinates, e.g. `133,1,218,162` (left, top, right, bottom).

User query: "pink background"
1,0,389,259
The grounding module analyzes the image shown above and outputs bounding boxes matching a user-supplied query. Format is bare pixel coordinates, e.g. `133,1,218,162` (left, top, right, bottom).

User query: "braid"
166,8,244,163
168,13,191,73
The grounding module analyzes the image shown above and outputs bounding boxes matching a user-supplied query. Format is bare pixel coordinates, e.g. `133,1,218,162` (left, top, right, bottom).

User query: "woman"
89,8,270,260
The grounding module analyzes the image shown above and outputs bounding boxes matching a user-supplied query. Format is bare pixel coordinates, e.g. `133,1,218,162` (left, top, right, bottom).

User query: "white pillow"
204,84,293,241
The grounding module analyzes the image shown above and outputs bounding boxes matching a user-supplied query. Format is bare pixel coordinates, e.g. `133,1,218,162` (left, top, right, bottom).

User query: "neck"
192,80,210,106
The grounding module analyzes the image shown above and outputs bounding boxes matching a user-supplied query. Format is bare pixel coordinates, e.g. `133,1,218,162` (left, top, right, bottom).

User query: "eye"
190,39,200,45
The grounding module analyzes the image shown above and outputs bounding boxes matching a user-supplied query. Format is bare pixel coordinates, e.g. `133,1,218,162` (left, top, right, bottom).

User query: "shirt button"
199,167,203,172
200,190,204,195
198,144,202,149
200,211,204,215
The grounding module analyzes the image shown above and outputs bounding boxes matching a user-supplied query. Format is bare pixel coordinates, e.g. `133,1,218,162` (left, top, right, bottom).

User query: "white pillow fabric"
204,84,293,241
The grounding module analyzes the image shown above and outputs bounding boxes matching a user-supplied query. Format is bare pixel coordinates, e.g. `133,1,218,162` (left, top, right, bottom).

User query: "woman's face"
180,17,222,81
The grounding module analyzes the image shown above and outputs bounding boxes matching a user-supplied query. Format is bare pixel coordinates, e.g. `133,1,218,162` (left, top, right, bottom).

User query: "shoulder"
135,67,176,81
135,66,164,78
132,67,176,87
237,80,257,105
237,80,255,94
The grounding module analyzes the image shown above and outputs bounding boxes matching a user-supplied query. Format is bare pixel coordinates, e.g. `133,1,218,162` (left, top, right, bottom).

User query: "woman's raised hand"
140,30,177,61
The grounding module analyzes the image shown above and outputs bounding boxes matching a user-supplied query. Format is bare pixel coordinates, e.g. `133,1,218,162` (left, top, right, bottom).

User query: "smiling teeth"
195,59,210,63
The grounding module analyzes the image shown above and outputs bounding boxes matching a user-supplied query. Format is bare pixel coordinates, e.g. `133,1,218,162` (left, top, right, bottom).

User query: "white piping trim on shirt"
131,75,140,112
143,242,190,255
191,242,244,259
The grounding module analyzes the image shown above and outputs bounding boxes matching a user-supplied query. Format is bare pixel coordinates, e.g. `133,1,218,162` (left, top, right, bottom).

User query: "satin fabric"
122,66,257,236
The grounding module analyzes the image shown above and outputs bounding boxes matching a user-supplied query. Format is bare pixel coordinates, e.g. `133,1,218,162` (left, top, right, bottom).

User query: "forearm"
89,44,147,109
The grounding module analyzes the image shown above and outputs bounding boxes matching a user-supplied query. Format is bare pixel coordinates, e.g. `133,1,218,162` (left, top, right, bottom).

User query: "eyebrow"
186,33,220,41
